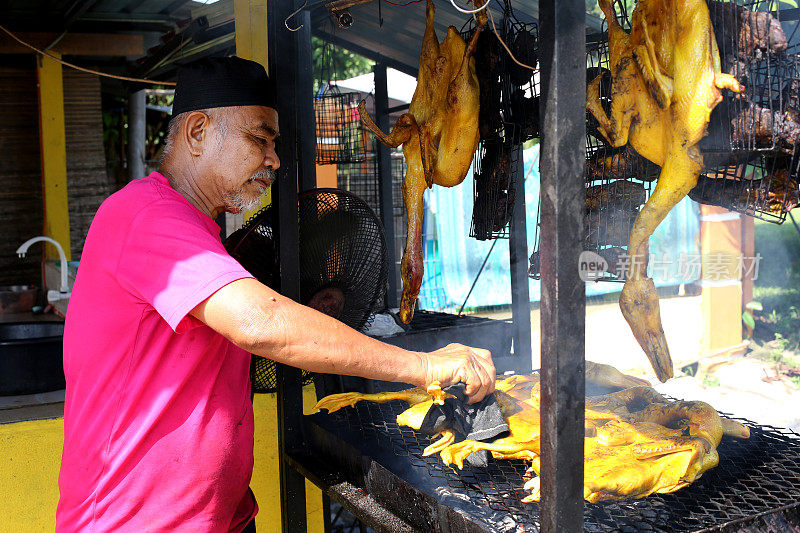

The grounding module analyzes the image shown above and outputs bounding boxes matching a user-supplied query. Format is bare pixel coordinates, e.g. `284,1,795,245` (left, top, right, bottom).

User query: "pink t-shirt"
57,172,258,532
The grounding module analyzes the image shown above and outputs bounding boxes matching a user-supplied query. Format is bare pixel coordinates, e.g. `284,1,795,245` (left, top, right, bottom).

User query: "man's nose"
265,149,280,170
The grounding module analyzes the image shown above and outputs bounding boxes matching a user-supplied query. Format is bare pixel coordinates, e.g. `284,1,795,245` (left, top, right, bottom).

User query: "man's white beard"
222,168,276,213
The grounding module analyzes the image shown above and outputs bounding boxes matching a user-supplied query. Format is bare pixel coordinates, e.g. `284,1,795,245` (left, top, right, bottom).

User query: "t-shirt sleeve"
115,201,255,332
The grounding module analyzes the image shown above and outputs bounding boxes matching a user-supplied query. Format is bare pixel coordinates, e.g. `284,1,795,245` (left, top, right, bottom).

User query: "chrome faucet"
16,236,71,303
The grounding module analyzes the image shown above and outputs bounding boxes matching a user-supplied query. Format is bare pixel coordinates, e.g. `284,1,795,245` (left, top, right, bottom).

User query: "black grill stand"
269,0,580,530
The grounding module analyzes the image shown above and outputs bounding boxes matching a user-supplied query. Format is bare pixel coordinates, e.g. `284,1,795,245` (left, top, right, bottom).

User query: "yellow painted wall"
0,418,63,531
0,386,324,532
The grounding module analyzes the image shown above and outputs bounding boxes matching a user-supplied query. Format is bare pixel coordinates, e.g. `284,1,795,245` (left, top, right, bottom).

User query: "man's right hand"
420,343,496,404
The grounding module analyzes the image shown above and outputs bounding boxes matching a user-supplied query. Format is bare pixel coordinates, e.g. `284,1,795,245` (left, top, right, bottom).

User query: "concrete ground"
476,294,800,432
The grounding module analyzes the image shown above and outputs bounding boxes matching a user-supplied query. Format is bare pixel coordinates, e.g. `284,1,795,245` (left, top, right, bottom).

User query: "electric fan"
224,188,388,393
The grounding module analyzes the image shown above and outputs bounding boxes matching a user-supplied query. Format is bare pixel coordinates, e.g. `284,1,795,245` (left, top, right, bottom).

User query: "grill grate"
312,397,800,532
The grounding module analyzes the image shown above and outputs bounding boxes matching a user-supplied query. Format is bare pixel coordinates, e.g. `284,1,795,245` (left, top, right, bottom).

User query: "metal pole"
374,63,398,308
508,153,533,369
127,88,146,180
298,11,316,194
270,2,309,531
538,0,586,531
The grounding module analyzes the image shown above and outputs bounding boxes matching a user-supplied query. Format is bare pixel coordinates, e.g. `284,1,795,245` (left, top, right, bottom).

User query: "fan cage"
315,86,370,165
227,190,388,394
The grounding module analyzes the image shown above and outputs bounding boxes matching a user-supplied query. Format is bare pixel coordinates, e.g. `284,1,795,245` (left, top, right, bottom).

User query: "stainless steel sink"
0,321,65,396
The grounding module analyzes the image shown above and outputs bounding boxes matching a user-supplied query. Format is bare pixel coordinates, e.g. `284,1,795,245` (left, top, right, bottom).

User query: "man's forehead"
234,105,279,134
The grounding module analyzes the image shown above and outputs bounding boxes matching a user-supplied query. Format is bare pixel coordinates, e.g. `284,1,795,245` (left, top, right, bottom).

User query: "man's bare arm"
191,278,495,401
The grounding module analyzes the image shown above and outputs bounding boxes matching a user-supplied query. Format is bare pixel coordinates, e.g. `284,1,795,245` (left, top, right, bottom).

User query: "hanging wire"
0,23,176,85
449,0,493,14
486,8,536,71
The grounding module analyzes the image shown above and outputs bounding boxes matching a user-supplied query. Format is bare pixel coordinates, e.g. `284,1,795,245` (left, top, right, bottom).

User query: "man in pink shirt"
57,57,495,532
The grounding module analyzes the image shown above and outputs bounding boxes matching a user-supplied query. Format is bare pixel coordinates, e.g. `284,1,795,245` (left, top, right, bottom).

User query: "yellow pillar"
235,0,272,218
699,205,744,356
36,52,71,261
235,4,323,529
251,388,325,533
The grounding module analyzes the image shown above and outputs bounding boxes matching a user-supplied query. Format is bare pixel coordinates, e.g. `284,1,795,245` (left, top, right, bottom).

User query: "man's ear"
183,111,209,156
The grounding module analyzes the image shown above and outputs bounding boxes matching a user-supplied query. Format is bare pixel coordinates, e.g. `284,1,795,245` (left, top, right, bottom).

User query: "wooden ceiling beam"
0,32,144,56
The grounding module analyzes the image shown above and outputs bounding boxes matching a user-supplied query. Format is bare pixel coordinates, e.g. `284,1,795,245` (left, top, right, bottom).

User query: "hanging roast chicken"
358,0,485,323
586,0,743,381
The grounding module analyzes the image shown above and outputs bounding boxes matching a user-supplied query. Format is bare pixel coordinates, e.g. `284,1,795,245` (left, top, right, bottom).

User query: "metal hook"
285,0,309,31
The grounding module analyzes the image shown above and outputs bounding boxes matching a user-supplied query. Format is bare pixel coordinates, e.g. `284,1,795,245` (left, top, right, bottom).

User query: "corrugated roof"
307,1,604,76
120,0,602,77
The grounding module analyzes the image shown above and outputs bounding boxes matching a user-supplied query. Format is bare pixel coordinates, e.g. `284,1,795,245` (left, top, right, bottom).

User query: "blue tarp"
417,144,701,311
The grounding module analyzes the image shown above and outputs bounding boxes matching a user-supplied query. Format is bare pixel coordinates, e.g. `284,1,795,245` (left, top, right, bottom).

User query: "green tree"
312,36,374,94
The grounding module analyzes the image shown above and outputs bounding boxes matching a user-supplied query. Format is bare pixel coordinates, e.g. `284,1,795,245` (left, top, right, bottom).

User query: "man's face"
208,105,280,214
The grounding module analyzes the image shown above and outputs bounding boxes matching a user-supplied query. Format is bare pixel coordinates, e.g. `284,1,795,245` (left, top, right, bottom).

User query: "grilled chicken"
586,0,743,382
316,366,749,502
357,0,484,323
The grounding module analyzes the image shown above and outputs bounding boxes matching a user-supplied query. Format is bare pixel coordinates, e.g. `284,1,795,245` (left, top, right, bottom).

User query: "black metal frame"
537,1,587,531
270,0,584,530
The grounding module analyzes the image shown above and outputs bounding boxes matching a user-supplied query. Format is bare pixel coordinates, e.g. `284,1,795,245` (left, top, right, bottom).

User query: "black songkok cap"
172,56,276,115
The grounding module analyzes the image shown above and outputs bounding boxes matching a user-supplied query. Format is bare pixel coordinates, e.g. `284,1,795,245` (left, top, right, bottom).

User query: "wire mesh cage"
690,150,800,223
701,1,798,154
463,8,539,240
529,4,658,282
696,1,800,223
471,126,522,240
315,86,370,165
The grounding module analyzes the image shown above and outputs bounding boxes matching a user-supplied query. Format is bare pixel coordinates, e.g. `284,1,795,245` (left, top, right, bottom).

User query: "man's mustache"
248,168,276,186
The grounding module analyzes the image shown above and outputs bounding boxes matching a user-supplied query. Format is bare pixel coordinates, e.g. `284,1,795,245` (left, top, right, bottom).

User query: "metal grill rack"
315,86,370,165
463,10,539,240
696,1,800,223
529,4,658,282
306,397,800,532
691,151,800,224
471,128,523,241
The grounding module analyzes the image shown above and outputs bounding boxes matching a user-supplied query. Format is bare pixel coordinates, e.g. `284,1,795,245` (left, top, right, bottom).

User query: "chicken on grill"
586,0,743,382
357,0,485,323
315,364,750,502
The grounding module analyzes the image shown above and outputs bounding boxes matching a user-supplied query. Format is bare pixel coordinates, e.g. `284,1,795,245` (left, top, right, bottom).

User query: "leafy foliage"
312,37,374,94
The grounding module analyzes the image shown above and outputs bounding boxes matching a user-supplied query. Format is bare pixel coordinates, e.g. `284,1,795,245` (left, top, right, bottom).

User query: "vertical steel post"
270,2,309,531
374,63,398,308
508,153,533,370
127,88,146,181
537,0,586,531
298,11,317,194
